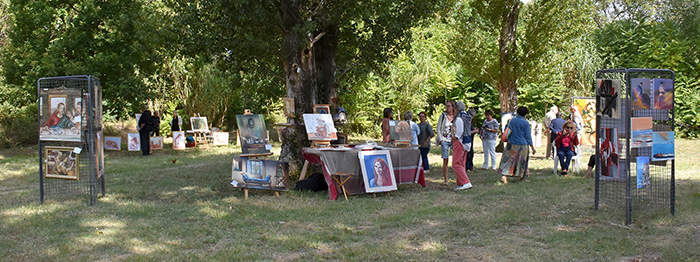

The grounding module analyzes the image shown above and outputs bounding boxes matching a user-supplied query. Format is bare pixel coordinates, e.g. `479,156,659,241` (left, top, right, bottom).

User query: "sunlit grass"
0,138,698,261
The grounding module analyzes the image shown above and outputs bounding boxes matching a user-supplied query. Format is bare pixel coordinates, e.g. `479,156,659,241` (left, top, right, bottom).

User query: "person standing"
417,111,434,173
170,110,183,132
381,108,393,143
452,101,473,191
481,109,499,170
570,105,583,136
549,112,565,145
152,111,161,136
465,108,478,171
544,106,558,159
555,121,580,176
138,108,153,156
497,106,536,183
435,101,456,185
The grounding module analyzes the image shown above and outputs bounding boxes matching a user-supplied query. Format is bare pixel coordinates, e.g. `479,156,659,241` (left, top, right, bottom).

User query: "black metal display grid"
38,75,105,205
594,69,675,225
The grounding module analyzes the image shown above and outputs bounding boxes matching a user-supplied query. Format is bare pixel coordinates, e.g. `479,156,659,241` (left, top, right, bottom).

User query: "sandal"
500,176,508,184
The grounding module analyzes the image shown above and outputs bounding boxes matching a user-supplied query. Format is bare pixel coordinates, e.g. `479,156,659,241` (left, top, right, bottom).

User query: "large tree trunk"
497,0,520,113
278,0,337,175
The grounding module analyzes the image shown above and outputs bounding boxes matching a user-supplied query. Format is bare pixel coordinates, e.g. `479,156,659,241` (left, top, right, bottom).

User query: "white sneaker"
454,183,473,191
424,169,430,173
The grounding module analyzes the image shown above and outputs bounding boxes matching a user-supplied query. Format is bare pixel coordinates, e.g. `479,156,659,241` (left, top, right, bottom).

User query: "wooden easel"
298,140,331,180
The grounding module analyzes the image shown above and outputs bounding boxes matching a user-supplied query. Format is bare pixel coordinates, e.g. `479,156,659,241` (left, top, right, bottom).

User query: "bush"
0,103,38,147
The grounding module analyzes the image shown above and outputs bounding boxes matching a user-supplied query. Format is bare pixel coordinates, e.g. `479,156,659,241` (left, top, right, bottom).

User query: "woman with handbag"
497,106,536,183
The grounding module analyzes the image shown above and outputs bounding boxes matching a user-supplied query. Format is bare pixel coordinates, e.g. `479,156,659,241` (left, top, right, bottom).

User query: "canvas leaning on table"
358,150,397,193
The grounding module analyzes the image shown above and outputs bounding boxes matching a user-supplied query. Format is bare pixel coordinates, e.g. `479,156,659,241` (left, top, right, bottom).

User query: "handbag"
501,126,511,142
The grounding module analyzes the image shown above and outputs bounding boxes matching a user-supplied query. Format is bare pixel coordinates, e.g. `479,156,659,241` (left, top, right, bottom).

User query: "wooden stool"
331,171,354,201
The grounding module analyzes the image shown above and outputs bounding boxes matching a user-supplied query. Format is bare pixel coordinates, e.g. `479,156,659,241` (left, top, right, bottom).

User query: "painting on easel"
231,156,289,191
236,114,270,155
302,114,337,141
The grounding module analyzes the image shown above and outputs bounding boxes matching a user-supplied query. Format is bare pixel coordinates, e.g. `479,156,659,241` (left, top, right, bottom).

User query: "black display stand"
594,69,675,225
38,75,105,205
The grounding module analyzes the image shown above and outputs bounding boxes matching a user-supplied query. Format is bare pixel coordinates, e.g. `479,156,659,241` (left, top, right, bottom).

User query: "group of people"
138,109,184,156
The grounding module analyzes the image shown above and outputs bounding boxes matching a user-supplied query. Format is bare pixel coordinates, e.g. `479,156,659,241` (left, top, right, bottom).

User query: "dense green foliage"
0,0,699,147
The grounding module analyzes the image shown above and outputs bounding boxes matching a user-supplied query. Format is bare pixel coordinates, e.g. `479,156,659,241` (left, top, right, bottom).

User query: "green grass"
1,138,699,261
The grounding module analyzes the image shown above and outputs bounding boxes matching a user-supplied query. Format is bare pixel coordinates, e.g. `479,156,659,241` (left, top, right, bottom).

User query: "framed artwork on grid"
39,87,82,142
44,146,79,180
358,150,397,193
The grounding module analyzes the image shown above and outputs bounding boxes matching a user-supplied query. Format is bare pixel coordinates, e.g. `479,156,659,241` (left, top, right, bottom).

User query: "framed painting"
631,117,653,148
631,78,652,110
190,117,209,132
231,157,289,190
212,132,229,146
572,97,596,146
150,136,164,150
127,133,140,151
394,120,412,142
104,136,122,151
599,128,620,179
236,114,270,155
653,78,673,110
283,97,295,117
302,114,337,140
172,131,186,150
39,87,82,142
313,104,331,114
358,150,397,193
44,146,79,180
596,79,621,119
652,131,674,161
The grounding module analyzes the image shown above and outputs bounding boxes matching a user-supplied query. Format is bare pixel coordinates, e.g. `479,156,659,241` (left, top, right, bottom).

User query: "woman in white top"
434,101,456,185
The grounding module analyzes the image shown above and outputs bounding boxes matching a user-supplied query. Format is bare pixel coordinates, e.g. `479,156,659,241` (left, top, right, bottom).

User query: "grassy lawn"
1,138,698,261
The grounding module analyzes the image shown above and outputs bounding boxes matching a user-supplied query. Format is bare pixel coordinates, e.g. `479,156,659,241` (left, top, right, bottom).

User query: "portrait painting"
172,131,186,150
636,156,651,189
596,79,621,119
652,131,674,161
150,136,164,150
631,117,653,148
236,114,270,155
313,104,331,114
104,136,122,151
212,132,229,146
39,87,83,142
302,114,338,140
190,117,209,132
599,128,620,179
572,97,596,146
653,78,673,110
44,146,79,180
631,78,652,110
358,150,397,193
394,120,412,142
231,157,289,190
127,133,140,151
283,97,295,117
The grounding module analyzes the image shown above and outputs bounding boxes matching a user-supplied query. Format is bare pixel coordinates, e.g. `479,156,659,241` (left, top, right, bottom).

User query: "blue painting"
651,131,674,161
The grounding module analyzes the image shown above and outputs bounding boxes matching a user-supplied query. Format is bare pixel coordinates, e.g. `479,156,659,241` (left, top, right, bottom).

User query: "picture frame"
653,78,674,110
302,114,338,141
636,156,651,189
231,156,289,190
652,131,674,161
631,78,652,110
631,117,653,148
596,79,621,118
236,114,270,155
39,87,82,142
172,131,186,150
283,97,295,117
127,133,140,151
150,136,164,150
571,97,596,146
44,146,79,180
190,117,209,132
313,104,330,114
212,132,229,146
599,128,620,179
358,150,397,193
104,136,122,151
394,120,412,142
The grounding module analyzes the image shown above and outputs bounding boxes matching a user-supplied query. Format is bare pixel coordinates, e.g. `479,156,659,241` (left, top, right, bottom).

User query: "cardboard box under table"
302,147,426,200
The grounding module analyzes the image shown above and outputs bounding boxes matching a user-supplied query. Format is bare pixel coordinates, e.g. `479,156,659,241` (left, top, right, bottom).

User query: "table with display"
302,147,426,200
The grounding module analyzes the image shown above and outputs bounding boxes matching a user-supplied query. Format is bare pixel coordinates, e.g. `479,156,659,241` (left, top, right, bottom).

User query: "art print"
283,97,295,117
596,79,621,119
302,114,338,140
172,131,186,150
653,79,673,110
313,104,331,114
150,136,163,150
394,120,412,142
652,131,674,161
212,132,229,146
190,117,209,132
39,87,82,141
572,97,596,146
631,78,652,110
236,114,270,155
231,157,289,190
358,150,397,193
631,117,653,148
599,128,620,179
44,146,79,180
104,136,122,151
636,156,651,189
127,133,140,151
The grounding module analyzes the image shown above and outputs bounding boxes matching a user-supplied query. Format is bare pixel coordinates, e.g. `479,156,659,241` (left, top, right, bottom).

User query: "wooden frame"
39,87,82,142
236,114,270,155
150,136,164,150
172,131,186,150
190,117,209,132
104,136,122,151
44,146,79,180
283,97,295,117
313,104,330,114
358,150,397,193
127,133,140,151
302,114,337,140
